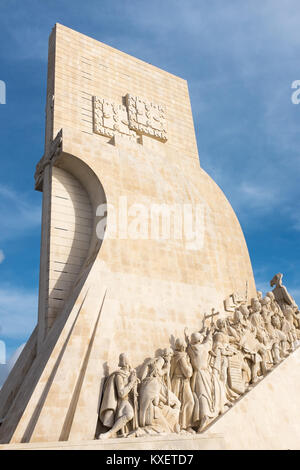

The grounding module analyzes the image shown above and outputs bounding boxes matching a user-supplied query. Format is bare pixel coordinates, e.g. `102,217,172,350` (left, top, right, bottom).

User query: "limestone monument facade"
0,24,299,450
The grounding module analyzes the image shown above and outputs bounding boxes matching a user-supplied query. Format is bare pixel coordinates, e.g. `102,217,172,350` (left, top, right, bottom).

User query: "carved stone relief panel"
126,94,167,142
97,274,300,439
93,95,167,142
93,97,136,138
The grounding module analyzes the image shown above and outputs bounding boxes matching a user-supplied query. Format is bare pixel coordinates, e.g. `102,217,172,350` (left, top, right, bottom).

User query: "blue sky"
0,0,299,359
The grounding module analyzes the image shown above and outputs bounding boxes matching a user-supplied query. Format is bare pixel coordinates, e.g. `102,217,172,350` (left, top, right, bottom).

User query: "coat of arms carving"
93,94,167,142
126,94,167,142
93,97,135,138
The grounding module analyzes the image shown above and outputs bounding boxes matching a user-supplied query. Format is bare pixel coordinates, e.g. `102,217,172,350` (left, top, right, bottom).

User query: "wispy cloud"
290,288,300,306
0,1,299,335
238,183,277,212
0,185,41,242
0,285,37,339
174,1,300,232
0,343,25,388
0,250,4,264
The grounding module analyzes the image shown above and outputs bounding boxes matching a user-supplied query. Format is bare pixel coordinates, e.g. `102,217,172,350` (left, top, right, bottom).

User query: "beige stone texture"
0,24,257,445
205,346,300,449
42,22,255,361
2,346,300,449
0,433,225,450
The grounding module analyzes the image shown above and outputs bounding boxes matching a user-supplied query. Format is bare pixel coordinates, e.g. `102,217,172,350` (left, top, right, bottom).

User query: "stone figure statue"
232,303,267,383
211,318,241,400
281,307,298,351
250,298,269,345
98,353,139,439
266,291,284,318
170,338,195,433
226,309,252,387
256,291,263,303
261,296,285,364
270,273,298,315
139,357,162,428
185,328,216,432
138,351,180,434
270,274,300,341
270,314,289,358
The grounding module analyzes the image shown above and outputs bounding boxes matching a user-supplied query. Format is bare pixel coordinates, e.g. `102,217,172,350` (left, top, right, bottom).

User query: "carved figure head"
118,353,130,369
191,332,202,344
216,318,225,330
150,357,164,376
239,303,250,318
270,273,283,288
256,291,263,300
174,338,186,352
266,291,275,301
251,298,262,313
233,308,244,324
162,347,173,359
261,296,271,307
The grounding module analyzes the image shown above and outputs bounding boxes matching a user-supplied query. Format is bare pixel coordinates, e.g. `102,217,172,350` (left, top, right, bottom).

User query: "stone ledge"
0,433,225,450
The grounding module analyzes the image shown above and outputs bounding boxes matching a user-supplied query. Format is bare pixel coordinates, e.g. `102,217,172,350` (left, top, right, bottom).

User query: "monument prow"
0,24,298,449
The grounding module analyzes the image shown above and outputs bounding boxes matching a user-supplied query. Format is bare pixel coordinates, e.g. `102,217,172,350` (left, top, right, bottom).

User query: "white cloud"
290,289,300,306
0,2,300,330
284,207,300,233
0,185,41,243
255,281,272,298
0,285,37,339
0,343,25,389
239,183,277,211
0,283,36,388
0,250,4,264
253,265,273,298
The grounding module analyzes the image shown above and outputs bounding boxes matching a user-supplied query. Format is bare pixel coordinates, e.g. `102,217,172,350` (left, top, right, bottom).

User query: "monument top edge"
52,22,188,84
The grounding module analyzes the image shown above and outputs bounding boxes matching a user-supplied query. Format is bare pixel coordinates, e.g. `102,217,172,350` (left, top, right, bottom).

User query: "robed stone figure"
99,353,138,439
170,338,194,432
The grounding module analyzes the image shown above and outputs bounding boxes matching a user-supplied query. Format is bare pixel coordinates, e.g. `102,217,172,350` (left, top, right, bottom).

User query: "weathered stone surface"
0,433,225,450
96,281,300,440
2,23,290,449
205,345,300,450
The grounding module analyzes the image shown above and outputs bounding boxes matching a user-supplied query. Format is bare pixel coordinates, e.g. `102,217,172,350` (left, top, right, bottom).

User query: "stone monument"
0,24,300,450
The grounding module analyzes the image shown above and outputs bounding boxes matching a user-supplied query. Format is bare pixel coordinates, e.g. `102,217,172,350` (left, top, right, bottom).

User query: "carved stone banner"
228,355,245,395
